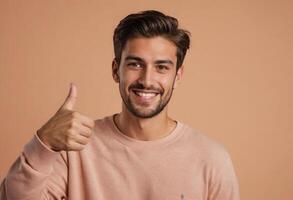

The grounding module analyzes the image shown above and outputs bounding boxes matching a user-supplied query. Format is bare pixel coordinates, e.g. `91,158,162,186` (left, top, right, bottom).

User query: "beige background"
0,0,292,199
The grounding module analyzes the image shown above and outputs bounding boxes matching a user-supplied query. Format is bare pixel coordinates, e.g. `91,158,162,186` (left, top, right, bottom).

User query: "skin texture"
37,83,95,151
112,36,184,141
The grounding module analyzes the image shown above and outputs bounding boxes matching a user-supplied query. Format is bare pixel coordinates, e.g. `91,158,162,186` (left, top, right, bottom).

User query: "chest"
67,145,209,200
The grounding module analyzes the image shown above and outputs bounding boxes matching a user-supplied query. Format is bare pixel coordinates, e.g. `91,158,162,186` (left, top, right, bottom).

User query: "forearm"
0,135,67,200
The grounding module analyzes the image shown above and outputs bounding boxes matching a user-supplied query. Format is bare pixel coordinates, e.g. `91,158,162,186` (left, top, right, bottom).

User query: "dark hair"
113,10,190,70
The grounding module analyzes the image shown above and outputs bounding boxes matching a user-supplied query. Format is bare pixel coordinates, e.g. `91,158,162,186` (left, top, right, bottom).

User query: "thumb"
59,83,77,111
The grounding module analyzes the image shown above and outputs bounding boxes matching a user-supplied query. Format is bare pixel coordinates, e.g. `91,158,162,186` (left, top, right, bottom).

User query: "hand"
37,83,95,151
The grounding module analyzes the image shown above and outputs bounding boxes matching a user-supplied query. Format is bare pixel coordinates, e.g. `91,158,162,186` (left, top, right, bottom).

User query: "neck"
114,106,177,141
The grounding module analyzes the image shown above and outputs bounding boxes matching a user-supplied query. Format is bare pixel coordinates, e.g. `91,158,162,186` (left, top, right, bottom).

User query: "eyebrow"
125,55,174,66
125,56,144,62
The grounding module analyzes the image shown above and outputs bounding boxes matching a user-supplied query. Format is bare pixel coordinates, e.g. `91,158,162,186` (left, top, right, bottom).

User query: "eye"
127,62,142,68
157,65,169,72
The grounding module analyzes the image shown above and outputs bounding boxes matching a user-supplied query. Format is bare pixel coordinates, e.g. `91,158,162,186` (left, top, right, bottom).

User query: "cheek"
160,76,175,90
121,71,138,88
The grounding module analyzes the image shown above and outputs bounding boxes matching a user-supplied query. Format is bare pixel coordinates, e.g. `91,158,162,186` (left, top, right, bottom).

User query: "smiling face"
112,36,183,118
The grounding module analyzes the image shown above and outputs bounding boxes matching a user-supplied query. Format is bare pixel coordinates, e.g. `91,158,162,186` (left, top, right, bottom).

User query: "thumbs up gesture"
37,83,95,151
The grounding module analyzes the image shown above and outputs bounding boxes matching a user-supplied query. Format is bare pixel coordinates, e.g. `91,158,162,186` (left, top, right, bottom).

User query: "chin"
130,106,164,118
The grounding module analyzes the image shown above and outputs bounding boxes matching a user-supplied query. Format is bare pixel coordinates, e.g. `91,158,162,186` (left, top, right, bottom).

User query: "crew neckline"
106,114,185,148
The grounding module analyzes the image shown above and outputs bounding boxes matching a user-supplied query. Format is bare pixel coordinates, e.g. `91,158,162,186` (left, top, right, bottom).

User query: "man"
0,10,240,199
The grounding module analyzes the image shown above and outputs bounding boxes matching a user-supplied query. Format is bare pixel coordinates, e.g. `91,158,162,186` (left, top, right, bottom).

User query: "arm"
1,83,95,200
208,150,240,200
0,134,68,200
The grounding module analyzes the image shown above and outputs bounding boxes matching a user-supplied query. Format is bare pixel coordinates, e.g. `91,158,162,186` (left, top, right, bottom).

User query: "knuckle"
72,111,79,118
67,130,76,138
69,120,78,129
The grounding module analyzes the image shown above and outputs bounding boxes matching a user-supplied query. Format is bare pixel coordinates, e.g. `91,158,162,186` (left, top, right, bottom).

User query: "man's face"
112,36,183,118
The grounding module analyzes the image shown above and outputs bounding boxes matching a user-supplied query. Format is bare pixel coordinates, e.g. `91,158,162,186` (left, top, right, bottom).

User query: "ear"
112,58,120,83
173,65,184,89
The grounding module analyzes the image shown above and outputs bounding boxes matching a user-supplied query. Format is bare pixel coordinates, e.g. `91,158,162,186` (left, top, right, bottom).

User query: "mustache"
129,83,163,93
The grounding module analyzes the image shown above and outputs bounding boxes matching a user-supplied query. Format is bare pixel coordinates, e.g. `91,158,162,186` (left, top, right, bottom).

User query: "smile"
131,89,160,100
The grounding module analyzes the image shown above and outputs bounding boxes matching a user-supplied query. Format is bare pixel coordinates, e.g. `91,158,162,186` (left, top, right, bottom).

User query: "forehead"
121,36,177,61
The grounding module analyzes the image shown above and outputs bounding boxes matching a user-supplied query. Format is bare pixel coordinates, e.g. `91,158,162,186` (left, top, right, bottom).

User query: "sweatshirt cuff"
23,134,61,174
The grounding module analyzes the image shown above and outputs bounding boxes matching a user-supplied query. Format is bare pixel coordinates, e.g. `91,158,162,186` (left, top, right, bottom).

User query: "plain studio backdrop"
0,1,292,199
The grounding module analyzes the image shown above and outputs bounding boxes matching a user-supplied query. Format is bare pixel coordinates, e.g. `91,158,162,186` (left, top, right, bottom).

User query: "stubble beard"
119,82,175,119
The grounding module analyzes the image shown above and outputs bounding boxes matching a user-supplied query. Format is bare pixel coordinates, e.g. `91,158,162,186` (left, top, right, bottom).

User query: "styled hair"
113,10,190,70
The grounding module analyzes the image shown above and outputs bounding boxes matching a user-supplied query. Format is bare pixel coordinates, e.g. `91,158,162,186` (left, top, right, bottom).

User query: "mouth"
131,89,160,100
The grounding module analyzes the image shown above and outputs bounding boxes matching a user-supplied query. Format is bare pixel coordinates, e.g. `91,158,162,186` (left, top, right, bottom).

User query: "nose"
138,65,153,88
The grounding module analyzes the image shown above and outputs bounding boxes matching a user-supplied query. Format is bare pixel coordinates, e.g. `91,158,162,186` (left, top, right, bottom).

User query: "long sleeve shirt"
0,115,240,200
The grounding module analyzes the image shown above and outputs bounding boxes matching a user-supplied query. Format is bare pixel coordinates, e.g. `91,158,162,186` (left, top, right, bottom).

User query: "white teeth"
135,92,157,97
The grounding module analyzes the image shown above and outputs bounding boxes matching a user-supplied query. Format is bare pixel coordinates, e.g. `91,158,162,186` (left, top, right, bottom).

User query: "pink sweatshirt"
0,115,240,200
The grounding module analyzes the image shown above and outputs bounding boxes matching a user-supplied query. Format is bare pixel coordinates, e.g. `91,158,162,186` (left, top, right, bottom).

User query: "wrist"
36,129,54,151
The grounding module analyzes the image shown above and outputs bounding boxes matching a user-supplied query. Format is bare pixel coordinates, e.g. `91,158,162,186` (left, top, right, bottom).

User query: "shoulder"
179,124,240,198
179,123,232,164
93,115,114,131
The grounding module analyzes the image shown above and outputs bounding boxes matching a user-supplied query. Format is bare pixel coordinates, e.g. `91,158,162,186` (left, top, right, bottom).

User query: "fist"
37,83,95,151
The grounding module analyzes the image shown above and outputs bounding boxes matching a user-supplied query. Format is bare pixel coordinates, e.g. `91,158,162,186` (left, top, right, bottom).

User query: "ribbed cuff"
23,134,61,174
